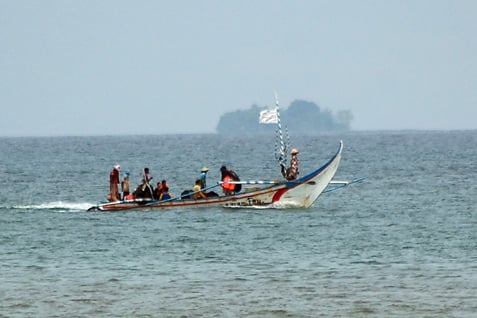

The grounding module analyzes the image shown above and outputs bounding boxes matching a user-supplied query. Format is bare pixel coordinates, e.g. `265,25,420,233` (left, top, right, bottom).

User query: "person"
121,171,130,200
192,179,207,200
142,167,153,185
161,179,168,189
109,164,121,201
282,148,300,181
160,179,168,196
135,167,154,199
199,166,219,197
159,186,172,200
220,165,241,195
154,181,162,200
199,166,208,189
220,166,234,195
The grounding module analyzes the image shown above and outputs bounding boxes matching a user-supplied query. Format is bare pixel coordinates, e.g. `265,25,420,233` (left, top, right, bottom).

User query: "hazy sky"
1,0,476,136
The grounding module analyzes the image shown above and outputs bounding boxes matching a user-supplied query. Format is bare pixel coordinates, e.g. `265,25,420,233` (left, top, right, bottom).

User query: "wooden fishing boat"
88,94,364,212
87,141,345,212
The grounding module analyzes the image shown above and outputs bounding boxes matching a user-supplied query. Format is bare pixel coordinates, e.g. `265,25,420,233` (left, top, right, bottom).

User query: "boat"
87,93,362,212
87,140,344,212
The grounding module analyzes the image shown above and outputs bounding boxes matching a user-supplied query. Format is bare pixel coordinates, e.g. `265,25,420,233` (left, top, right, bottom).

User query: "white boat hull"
87,141,343,212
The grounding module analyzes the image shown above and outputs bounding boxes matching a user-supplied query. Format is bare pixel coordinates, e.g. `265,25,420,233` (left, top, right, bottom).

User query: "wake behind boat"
87,141,344,212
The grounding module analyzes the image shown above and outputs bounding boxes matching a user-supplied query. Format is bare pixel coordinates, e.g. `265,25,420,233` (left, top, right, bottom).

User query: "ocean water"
0,131,476,317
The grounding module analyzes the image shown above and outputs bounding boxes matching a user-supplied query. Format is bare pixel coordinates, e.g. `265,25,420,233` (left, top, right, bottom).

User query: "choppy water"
1,131,476,317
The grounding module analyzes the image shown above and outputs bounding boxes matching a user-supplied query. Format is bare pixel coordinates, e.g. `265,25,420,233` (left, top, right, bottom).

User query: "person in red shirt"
109,164,121,201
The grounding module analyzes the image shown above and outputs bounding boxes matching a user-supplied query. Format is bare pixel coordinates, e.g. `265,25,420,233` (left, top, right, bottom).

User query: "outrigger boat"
87,141,355,211
87,94,363,212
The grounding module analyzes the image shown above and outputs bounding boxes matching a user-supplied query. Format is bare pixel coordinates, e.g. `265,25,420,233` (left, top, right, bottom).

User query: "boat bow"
266,140,343,208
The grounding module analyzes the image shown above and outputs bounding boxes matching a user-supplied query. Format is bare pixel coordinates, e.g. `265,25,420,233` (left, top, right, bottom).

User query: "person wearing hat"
199,166,209,189
109,164,121,201
283,148,300,181
198,166,220,197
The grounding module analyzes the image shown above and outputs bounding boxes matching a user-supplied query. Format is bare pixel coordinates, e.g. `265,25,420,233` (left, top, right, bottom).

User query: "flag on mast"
259,108,278,124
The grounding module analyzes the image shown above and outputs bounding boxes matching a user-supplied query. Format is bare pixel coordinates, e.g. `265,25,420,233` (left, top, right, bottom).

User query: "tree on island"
216,100,352,135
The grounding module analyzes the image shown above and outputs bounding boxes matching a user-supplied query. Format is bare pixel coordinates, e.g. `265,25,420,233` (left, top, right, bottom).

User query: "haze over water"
2,1,477,137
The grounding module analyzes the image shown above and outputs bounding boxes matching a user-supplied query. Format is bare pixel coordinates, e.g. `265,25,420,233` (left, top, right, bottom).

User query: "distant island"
216,99,353,134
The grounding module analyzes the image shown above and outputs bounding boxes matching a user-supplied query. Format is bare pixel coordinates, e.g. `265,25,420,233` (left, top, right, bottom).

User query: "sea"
0,131,476,318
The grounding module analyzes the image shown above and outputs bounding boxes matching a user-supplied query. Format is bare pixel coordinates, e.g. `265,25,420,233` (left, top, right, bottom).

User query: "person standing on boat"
140,167,154,198
198,166,218,197
121,170,130,200
199,166,208,189
283,149,300,181
109,164,121,202
142,167,152,185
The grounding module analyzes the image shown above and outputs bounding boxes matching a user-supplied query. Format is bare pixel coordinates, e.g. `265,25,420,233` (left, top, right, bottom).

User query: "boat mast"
274,92,288,170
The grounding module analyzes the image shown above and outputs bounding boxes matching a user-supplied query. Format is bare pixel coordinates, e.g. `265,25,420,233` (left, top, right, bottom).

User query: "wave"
11,201,93,212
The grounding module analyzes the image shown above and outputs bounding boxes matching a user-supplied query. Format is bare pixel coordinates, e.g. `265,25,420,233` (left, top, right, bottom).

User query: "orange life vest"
222,175,235,191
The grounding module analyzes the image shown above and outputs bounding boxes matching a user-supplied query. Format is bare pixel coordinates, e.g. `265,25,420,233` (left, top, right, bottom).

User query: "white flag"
259,108,278,124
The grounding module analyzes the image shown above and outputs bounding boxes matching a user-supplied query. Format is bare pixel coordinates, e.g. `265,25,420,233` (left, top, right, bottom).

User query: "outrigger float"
87,95,363,212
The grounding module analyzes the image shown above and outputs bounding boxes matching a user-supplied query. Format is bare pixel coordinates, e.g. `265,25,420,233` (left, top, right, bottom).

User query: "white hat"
114,164,121,170
291,149,299,155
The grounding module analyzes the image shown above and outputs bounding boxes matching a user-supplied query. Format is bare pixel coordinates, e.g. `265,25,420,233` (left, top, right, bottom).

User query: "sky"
1,0,476,136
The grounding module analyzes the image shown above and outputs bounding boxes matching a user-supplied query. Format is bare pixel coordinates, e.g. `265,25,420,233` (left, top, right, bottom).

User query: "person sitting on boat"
121,171,130,200
199,166,208,189
220,165,241,195
192,179,207,200
108,164,121,202
153,181,162,200
160,179,168,195
159,186,172,201
282,148,300,181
